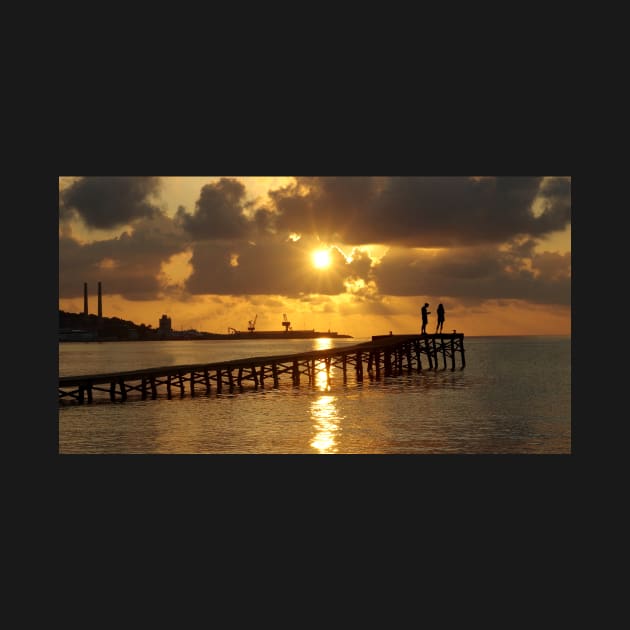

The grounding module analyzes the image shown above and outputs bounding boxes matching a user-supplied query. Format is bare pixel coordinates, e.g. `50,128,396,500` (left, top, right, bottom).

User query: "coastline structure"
59,333,465,404
208,329,352,340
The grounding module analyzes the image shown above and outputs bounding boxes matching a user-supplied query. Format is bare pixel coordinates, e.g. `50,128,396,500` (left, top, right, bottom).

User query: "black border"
44,113,576,528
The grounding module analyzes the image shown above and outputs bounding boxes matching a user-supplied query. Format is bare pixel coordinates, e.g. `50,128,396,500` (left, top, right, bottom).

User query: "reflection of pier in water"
58,333,466,405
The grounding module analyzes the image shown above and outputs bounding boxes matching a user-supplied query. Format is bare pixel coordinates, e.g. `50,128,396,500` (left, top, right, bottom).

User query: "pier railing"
59,333,465,404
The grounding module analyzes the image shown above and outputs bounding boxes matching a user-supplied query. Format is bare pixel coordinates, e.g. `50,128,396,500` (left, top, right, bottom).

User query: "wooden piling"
424,337,433,370
119,377,127,401
292,360,300,386
356,352,363,382
272,363,279,388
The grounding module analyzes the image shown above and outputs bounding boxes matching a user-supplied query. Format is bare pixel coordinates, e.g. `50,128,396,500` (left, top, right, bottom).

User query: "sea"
58,335,571,454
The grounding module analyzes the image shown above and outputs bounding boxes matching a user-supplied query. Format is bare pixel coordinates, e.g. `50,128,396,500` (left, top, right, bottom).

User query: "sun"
312,249,332,269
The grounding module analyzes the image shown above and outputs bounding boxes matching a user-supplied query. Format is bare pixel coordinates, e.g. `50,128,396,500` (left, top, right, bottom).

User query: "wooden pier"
59,333,465,405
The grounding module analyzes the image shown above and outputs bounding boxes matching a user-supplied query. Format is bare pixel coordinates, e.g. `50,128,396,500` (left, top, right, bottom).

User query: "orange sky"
59,176,571,337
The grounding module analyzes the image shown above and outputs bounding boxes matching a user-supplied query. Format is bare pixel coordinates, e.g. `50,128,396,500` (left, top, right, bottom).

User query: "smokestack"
97,281,102,325
83,282,88,318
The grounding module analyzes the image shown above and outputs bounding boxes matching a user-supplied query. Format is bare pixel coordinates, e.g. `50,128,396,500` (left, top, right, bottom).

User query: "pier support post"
414,340,422,372
424,338,433,370
119,377,127,401
431,337,438,370
292,360,300,386
356,352,363,382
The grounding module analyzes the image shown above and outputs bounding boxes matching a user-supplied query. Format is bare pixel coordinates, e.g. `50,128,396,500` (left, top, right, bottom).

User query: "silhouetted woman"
436,303,445,333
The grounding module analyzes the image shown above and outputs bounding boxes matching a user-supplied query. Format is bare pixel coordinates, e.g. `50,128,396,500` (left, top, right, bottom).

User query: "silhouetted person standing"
436,303,445,333
421,303,430,334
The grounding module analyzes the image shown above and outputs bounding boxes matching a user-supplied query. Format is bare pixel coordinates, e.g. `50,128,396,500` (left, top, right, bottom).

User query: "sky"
58,176,571,338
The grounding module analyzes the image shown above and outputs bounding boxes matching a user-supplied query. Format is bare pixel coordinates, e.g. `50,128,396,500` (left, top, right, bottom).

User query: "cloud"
184,235,349,297
268,176,571,247
373,242,570,305
60,176,161,229
176,178,251,240
59,211,188,301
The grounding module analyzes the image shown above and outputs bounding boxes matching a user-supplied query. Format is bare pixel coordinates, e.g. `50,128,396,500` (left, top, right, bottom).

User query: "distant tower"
97,281,103,327
159,314,172,337
83,282,88,320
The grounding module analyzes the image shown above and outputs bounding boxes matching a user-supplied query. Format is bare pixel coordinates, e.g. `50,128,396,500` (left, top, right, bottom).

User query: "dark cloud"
268,176,571,247
373,243,570,305
252,206,276,236
59,211,188,301
184,237,348,297
531,251,571,283
177,178,251,240
60,177,161,229
270,177,381,242
346,248,373,279
532,176,572,232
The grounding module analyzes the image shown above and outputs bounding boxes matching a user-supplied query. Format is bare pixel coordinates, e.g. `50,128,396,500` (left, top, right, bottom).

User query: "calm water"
58,336,571,454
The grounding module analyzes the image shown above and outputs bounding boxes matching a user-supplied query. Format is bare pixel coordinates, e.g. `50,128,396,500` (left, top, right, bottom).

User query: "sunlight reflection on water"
309,357,342,453
310,395,341,453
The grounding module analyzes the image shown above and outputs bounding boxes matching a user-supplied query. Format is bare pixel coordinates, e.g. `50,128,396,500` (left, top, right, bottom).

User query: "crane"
247,314,257,333
282,313,291,332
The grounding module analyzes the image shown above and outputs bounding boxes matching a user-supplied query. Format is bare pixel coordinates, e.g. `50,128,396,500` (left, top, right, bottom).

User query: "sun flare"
312,249,332,269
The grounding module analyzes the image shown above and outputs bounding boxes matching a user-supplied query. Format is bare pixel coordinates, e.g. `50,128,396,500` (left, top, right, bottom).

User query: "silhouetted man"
421,303,430,334
436,303,445,334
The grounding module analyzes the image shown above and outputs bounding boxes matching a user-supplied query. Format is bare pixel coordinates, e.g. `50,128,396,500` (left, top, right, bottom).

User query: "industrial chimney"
97,281,102,326
83,282,88,319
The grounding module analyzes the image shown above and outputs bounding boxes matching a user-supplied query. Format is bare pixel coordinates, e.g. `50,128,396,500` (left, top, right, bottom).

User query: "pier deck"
59,333,465,404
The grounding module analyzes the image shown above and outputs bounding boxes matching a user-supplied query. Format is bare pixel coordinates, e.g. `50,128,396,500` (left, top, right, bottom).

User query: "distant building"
159,314,172,338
